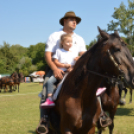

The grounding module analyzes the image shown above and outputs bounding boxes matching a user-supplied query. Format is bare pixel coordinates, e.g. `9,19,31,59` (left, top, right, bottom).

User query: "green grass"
97,90,134,134
0,83,42,134
0,83,134,134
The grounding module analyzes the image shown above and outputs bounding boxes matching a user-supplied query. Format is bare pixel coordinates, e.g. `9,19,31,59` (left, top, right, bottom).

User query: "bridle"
84,49,125,83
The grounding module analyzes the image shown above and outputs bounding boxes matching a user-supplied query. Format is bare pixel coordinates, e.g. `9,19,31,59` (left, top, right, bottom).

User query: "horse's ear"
97,26,109,39
114,30,120,37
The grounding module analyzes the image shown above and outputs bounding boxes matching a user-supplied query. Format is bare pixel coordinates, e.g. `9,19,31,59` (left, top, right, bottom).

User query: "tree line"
1,0,134,76
0,42,46,76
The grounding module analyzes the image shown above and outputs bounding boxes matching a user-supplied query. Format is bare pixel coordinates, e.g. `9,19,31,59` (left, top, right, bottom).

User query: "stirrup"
99,113,112,128
36,117,49,134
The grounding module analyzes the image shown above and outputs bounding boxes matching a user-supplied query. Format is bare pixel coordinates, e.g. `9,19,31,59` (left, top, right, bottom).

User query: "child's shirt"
53,48,77,71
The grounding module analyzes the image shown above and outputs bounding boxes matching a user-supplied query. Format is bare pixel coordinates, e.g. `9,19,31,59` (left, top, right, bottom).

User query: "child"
41,33,77,108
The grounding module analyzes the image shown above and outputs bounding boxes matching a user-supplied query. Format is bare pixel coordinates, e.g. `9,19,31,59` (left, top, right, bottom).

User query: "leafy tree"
27,42,46,71
0,42,15,73
107,0,134,46
16,57,36,76
0,42,29,74
10,44,28,59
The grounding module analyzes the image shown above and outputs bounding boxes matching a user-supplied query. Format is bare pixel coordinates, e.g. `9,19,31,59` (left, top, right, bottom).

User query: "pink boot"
40,98,55,109
96,87,106,96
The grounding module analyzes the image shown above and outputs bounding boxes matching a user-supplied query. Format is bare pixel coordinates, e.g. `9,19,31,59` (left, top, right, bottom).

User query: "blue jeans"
46,75,57,94
40,70,56,118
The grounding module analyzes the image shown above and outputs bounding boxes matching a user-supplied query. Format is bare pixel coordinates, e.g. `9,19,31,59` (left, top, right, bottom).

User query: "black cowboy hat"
59,11,81,26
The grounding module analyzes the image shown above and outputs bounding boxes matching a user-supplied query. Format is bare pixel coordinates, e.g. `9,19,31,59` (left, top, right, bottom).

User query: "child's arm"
53,58,71,69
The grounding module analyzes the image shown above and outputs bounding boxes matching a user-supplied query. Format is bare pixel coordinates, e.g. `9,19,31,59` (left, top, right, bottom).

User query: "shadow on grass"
116,107,134,116
28,130,37,134
29,129,100,134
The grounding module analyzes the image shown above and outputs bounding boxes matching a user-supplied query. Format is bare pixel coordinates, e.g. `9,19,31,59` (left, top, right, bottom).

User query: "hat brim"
59,16,81,26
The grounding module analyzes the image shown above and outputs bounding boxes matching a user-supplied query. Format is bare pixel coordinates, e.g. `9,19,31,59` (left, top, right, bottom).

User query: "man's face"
64,17,77,31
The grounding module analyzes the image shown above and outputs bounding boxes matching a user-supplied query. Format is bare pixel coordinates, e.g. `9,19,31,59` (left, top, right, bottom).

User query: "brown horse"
97,78,120,134
44,27,134,134
0,76,14,92
11,72,24,92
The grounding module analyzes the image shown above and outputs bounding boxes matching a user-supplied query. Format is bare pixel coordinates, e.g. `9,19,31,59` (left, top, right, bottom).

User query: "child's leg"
40,70,53,103
41,75,57,108
46,75,57,97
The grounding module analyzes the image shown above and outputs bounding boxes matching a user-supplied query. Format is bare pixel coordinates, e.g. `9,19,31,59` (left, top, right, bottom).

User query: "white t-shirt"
53,48,76,71
45,29,87,55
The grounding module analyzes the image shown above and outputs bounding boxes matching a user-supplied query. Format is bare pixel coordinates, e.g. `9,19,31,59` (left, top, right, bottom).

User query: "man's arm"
45,52,64,79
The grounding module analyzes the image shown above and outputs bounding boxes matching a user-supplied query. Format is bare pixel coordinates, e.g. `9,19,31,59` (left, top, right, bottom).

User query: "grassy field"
0,83,134,134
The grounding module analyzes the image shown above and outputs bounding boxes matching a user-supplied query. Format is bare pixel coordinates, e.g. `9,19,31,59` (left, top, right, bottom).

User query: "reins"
85,68,117,80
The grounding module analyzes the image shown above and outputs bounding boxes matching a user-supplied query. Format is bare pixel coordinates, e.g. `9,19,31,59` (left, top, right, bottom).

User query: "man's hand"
53,68,64,80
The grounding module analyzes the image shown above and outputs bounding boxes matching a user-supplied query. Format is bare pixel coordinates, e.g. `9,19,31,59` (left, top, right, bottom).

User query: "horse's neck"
81,73,103,106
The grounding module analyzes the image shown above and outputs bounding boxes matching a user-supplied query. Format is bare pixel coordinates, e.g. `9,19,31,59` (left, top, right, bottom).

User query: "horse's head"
11,72,19,82
94,27,134,88
11,72,18,78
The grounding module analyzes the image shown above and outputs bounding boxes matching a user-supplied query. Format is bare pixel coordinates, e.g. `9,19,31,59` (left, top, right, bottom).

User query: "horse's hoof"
119,100,125,105
122,98,126,102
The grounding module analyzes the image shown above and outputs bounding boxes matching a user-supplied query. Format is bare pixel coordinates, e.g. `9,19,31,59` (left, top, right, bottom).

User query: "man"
36,11,87,134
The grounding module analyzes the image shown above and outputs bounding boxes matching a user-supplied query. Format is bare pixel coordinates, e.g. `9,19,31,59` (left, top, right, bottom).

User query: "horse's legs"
129,89,132,103
97,127,102,134
18,84,19,92
118,85,125,105
9,85,12,92
118,84,122,98
96,120,103,134
5,85,8,92
123,87,127,99
108,109,116,134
